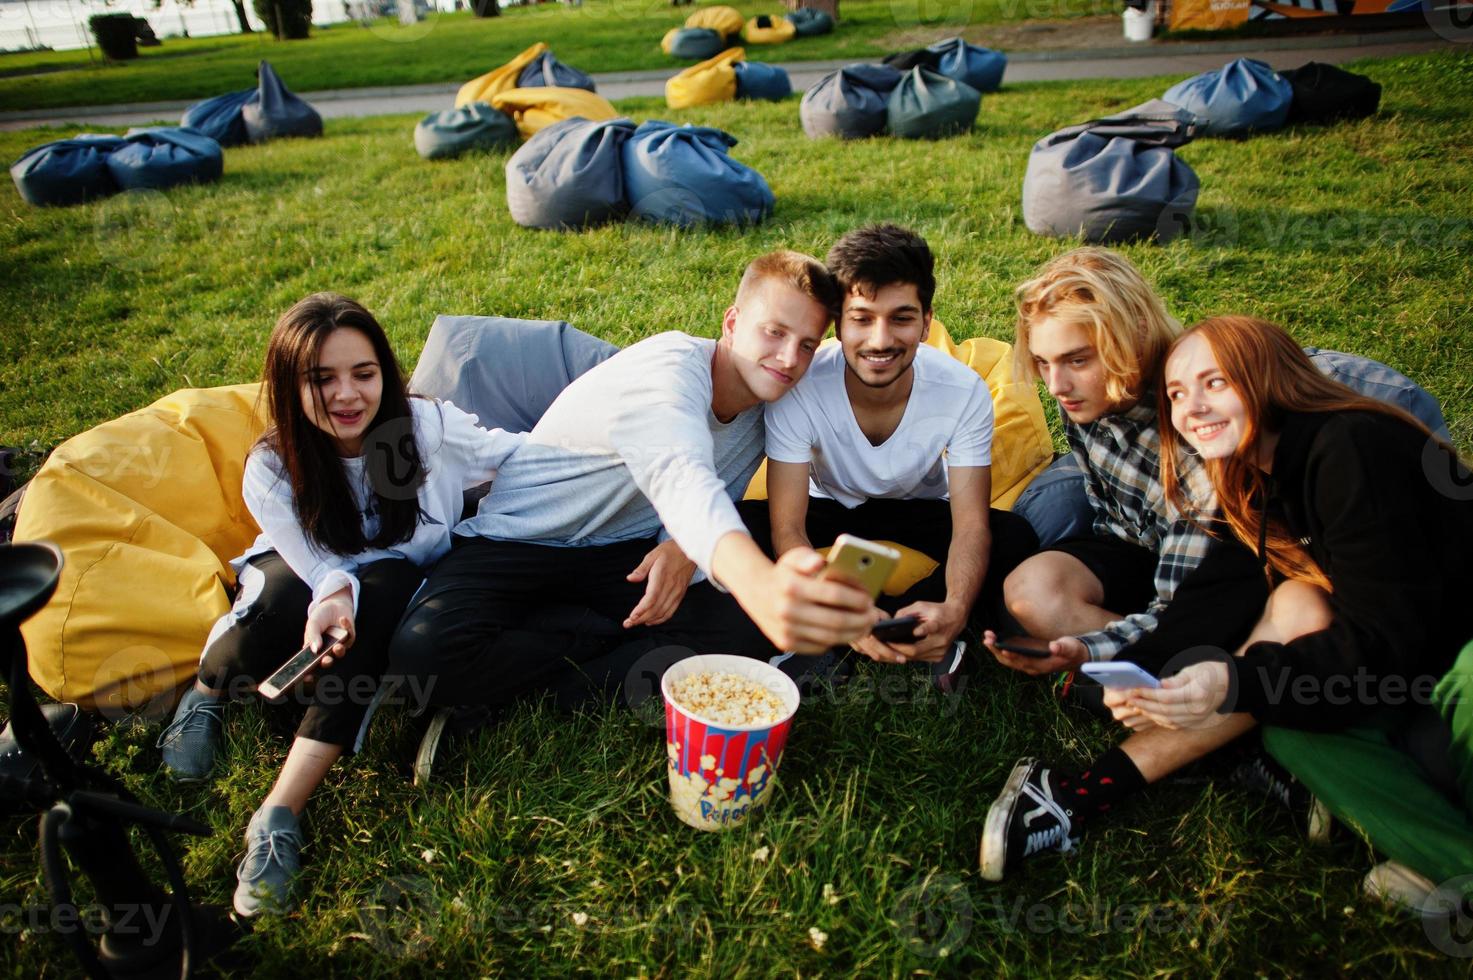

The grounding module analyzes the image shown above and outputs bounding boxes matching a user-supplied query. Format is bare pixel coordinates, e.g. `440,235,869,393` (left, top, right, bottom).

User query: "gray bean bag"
885,67,981,140
9,134,125,207
242,60,323,143
107,127,224,191
669,27,726,60
180,88,255,148
505,116,637,230
517,51,597,93
1021,99,1200,244
799,64,902,140
622,120,773,227
415,103,519,160
1161,58,1292,137
409,315,617,433
785,7,834,36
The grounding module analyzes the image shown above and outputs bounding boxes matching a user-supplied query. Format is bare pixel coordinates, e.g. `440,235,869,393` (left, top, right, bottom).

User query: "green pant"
1262,639,1473,892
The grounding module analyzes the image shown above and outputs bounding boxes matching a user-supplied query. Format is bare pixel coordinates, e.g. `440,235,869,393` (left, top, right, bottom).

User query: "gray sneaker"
157,687,226,782
233,805,303,918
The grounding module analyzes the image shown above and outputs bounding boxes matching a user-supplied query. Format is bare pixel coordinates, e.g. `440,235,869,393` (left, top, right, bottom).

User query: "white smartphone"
821,534,900,600
258,626,348,700
1080,661,1161,690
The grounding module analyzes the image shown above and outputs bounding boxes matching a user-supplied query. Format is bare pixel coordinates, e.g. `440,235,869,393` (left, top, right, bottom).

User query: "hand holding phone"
1080,661,1161,690
992,639,1051,660
871,614,921,644
258,626,348,700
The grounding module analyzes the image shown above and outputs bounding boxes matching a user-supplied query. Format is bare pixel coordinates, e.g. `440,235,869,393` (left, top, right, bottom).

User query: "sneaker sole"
979,757,1037,882
413,709,451,787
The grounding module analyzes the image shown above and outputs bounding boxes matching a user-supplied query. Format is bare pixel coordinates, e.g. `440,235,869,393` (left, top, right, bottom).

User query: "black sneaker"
769,648,855,697
1230,751,1333,844
929,640,970,695
979,757,1078,882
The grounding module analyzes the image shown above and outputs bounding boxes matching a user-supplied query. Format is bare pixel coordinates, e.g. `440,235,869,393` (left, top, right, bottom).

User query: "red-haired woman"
1115,314,1473,913
157,293,525,917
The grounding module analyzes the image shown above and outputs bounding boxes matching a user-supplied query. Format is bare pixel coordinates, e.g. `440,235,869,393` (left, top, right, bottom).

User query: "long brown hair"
257,292,424,556
1160,315,1433,588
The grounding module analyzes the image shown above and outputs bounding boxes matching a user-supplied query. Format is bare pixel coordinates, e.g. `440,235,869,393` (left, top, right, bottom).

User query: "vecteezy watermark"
364,415,428,503
1423,875,1473,958
0,900,174,946
891,873,973,958
984,894,1235,943
1425,0,1473,43
1423,431,1473,503
1160,205,1473,253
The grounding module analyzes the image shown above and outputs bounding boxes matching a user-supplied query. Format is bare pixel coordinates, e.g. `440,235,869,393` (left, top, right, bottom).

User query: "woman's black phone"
871,615,921,644
992,639,1052,659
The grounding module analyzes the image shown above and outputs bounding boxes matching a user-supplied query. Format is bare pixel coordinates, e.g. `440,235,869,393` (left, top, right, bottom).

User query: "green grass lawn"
0,0,1099,113
2,47,1472,976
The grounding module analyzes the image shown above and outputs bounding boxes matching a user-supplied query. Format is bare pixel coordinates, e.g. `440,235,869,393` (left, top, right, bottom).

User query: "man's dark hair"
825,224,936,313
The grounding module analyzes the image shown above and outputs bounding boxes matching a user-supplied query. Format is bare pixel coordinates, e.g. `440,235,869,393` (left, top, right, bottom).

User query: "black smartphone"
992,639,1051,659
871,615,921,644
258,626,347,700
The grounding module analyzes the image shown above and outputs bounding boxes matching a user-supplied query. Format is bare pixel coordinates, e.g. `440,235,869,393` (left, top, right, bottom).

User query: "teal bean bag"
415,103,520,160
885,67,980,140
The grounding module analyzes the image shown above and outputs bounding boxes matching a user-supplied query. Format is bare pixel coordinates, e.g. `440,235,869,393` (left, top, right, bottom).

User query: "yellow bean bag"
742,14,797,45
16,385,266,713
666,47,744,109
488,86,620,140
456,41,549,109
742,319,1052,595
685,5,744,39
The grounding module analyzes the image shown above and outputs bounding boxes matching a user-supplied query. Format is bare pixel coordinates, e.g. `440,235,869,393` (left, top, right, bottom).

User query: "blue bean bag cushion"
734,61,792,101
785,7,834,36
622,120,773,227
800,64,902,140
885,67,981,140
517,50,597,92
1022,99,1200,244
1162,57,1292,137
107,127,224,192
179,88,255,148
9,134,125,207
505,116,637,230
415,102,520,160
242,60,323,143
668,27,727,60
926,37,1006,94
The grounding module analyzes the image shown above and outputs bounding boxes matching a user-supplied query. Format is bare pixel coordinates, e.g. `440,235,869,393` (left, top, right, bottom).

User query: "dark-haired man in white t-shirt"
739,225,1038,690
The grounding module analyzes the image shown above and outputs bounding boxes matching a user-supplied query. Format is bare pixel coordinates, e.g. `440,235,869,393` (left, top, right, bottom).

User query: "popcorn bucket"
661,654,800,831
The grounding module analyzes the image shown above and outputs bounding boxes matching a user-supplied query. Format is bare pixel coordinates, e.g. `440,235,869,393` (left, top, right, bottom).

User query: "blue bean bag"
799,64,902,140
734,61,792,101
668,27,726,61
885,67,981,140
242,60,323,143
505,116,637,230
415,103,520,160
517,50,597,92
9,134,125,207
1162,57,1292,137
106,127,223,191
926,37,1006,94
1022,99,1200,244
622,120,773,227
179,88,255,148
784,7,834,36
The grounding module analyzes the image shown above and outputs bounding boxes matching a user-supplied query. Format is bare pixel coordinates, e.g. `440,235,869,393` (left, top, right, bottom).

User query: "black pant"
197,551,423,748
384,535,775,712
736,496,1039,628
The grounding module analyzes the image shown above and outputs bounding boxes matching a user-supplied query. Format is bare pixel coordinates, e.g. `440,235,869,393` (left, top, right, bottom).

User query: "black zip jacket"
1232,409,1473,731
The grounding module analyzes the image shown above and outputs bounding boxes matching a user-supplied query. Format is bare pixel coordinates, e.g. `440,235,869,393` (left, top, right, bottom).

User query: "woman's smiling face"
1164,332,1249,460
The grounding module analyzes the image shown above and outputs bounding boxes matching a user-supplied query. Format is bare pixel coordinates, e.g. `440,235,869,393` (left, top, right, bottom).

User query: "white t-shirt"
236,397,525,614
764,343,993,508
460,331,763,581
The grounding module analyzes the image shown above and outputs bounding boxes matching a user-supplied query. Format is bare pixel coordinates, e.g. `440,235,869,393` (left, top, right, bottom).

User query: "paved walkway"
0,27,1455,131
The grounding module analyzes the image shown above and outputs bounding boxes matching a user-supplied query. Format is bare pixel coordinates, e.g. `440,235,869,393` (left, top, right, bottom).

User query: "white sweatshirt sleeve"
608,349,749,579
241,450,363,617
431,399,527,489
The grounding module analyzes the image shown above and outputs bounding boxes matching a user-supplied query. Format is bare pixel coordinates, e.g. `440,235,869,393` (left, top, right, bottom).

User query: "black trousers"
384,535,776,712
197,551,424,748
736,495,1039,629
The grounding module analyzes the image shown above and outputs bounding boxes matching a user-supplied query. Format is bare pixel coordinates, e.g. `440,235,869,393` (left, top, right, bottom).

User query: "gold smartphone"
821,534,900,600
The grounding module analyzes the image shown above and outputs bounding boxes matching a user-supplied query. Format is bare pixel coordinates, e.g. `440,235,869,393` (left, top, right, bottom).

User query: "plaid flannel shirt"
1065,398,1218,662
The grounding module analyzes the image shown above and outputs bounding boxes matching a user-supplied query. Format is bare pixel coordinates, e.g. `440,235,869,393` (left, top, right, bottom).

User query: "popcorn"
668,671,787,727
